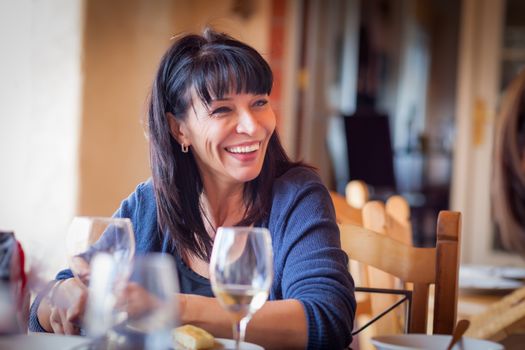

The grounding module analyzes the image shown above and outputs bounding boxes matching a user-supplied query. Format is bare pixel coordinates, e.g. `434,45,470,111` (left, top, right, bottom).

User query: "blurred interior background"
1,0,524,278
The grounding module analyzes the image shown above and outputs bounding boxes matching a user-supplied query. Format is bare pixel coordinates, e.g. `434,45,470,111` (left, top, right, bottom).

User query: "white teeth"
226,143,260,154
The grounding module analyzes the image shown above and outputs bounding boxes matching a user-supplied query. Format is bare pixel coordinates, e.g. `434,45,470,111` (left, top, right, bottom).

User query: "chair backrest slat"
339,225,436,283
410,283,430,333
330,191,362,226
433,211,461,335
345,180,370,209
385,195,412,245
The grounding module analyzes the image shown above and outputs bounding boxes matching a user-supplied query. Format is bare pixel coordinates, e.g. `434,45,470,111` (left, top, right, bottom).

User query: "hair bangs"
192,46,273,106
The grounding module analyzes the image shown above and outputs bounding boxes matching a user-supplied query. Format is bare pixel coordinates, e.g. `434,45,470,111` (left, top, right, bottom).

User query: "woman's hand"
116,282,161,319
47,278,87,334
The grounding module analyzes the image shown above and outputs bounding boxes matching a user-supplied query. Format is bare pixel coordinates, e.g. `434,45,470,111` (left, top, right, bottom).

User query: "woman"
29,29,356,349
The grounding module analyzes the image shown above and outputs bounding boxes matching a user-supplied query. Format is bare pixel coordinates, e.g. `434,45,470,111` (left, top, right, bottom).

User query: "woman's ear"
167,112,191,146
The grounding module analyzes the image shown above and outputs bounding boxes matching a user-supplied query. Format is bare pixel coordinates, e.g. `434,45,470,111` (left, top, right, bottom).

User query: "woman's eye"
253,99,268,107
210,106,232,116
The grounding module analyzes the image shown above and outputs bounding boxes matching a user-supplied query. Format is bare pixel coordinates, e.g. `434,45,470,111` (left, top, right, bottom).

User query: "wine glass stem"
233,317,249,350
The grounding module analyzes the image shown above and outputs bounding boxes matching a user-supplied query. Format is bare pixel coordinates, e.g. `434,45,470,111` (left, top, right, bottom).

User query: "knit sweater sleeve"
270,168,356,350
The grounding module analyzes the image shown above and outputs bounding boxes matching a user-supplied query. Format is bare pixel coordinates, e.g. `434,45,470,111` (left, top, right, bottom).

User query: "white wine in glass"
210,227,273,350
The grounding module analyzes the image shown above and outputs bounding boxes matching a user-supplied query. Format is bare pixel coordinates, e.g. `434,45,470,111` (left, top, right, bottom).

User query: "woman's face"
173,92,276,187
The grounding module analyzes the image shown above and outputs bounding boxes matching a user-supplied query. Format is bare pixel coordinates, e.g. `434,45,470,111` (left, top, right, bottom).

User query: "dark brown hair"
147,29,300,260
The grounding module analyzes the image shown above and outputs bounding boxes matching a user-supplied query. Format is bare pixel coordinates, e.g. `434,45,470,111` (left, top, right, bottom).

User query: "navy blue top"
174,252,213,297
29,167,356,349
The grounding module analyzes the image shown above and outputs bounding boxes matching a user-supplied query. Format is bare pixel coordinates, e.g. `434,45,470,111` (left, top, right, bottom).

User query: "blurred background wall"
0,0,84,278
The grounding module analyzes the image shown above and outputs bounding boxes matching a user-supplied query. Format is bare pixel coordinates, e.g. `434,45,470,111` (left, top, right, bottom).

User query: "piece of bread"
173,324,215,350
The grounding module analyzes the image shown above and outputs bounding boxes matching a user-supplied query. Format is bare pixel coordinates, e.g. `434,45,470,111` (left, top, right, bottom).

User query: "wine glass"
108,254,180,349
84,253,178,350
83,252,128,340
209,227,273,350
65,217,136,286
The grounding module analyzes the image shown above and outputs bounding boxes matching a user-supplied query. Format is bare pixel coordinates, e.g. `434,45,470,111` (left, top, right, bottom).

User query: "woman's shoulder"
271,165,330,210
126,178,155,200
274,165,323,191
118,178,161,251
134,178,155,197
118,178,156,217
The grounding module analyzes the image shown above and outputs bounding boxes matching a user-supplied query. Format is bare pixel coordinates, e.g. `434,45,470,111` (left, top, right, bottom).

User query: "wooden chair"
361,201,405,335
341,184,415,344
385,195,412,245
344,180,412,245
345,180,370,209
339,209,461,335
330,191,362,226
386,195,410,224
330,191,370,327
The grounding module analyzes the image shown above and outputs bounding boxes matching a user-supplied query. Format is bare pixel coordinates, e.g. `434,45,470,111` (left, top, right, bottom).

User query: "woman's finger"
116,283,162,319
66,289,87,326
58,308,76,335
62,319,77,335
49,308,64,334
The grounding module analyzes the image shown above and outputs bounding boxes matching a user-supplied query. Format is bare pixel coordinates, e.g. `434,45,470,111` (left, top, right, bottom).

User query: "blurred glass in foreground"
0,230,28,334
85,253,179,350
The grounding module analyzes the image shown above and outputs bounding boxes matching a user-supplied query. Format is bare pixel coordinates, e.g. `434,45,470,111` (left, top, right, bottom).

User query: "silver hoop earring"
181,143,189,153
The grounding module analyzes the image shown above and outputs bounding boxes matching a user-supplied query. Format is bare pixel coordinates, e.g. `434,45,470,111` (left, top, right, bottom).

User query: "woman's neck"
200,181,246,235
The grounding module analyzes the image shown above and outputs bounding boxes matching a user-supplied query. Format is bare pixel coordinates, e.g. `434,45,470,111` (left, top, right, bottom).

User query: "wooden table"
458,292,503,319
458,289,525,350
2,333,90,350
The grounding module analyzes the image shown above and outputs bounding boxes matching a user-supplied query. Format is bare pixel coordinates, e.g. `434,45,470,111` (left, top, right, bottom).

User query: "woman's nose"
236,110,257,135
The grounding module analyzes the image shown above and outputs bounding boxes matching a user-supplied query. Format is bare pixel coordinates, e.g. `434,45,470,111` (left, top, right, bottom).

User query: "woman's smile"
224,141,261,162
225,141,260,154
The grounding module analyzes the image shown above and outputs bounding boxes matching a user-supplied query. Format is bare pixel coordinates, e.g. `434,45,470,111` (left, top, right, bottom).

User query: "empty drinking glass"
85,253,179,350
65,217,135,287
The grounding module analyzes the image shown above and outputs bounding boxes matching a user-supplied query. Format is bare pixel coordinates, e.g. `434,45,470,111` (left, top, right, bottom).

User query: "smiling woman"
29,28,356,350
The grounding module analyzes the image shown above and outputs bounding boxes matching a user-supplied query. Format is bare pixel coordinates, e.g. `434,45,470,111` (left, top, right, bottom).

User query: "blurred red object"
0,231,29,334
